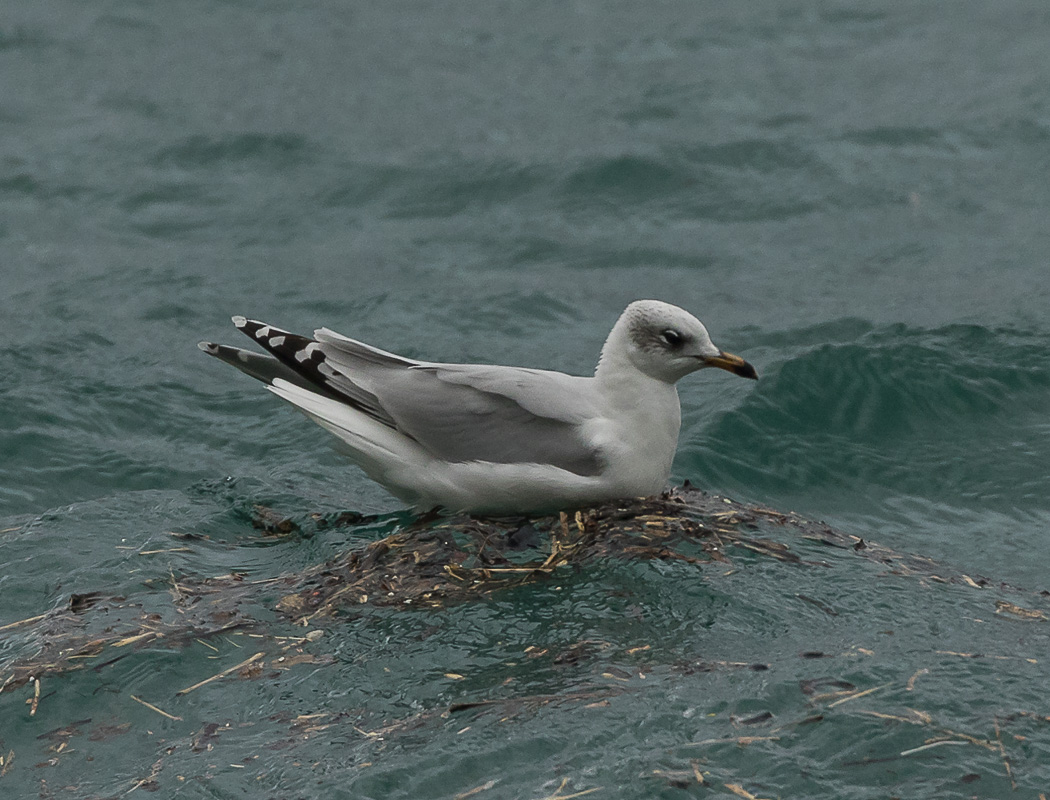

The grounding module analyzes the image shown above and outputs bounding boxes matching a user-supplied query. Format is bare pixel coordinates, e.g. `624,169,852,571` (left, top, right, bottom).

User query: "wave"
151,133,313,170
680,322,1050,510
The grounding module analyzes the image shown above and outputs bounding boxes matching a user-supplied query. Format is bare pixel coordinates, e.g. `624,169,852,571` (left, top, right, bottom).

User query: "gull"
198,300,757,514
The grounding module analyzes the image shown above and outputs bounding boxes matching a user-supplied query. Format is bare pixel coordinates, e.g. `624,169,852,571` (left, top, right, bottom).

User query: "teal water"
3,2,1050,797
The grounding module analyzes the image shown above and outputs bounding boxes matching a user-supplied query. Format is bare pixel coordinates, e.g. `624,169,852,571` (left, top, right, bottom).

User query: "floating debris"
994,600,1047,621
130,694,183,721
2,484,1049,796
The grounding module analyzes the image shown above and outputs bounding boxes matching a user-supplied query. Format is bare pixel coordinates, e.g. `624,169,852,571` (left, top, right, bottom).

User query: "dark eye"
660,329,683,348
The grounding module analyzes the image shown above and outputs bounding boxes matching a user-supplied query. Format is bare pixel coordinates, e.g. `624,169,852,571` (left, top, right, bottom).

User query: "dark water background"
2,2,1049,797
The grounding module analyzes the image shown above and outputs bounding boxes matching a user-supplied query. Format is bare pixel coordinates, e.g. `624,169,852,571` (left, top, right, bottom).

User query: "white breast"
586,375,682,497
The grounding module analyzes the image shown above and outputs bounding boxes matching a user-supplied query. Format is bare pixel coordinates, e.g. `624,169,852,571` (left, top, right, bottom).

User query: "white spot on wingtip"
296,342,319,362
198,341,215,352
255,325,271,339
232,315,247,327
269,335,286,348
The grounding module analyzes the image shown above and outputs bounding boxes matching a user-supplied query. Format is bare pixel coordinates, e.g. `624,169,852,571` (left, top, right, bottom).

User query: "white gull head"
597,300,758,384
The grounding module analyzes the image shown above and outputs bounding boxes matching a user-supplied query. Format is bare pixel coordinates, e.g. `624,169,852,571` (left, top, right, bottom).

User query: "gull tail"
198,317,429,494
267,377,430,505
200,316,397,426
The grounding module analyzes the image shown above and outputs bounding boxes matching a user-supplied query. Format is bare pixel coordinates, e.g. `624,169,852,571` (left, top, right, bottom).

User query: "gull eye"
660,329,683,348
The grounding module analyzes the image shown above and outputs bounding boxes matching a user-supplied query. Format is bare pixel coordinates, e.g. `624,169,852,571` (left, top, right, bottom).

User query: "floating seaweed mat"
0,486,1043,694
269,483,1031,623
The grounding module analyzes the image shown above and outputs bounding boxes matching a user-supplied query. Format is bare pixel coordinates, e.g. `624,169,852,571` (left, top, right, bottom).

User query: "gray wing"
205,318,604,476
373,364,603,476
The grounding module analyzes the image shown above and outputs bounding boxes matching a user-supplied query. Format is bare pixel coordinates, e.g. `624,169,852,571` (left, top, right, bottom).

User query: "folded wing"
202,318,603,476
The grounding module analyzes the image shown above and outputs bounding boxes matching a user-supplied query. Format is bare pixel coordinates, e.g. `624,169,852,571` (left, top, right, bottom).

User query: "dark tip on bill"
736,361,759,380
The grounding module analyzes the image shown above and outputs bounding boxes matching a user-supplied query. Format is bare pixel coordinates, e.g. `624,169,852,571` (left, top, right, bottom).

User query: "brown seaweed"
1,486,1045,700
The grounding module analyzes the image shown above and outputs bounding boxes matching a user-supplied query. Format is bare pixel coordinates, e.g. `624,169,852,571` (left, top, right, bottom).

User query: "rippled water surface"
3,3,1050,798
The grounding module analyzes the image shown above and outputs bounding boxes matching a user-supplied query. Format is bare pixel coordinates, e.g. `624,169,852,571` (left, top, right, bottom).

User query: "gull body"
199,300,756,514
